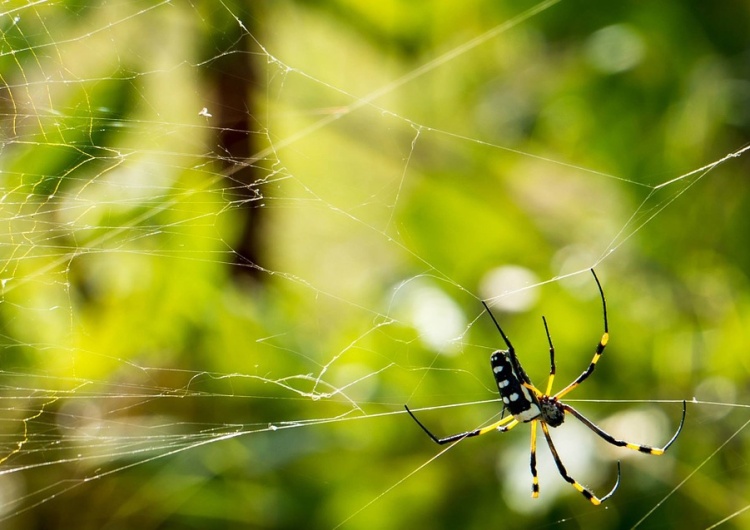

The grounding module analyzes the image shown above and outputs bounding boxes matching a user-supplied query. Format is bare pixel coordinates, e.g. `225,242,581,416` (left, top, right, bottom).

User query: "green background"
0,0,748,528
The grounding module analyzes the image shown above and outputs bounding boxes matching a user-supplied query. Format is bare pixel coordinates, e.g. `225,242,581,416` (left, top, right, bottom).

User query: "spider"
405,269,687,504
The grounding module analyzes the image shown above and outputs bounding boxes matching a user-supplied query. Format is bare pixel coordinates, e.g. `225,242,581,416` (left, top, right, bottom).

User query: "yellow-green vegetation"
0,1,748,529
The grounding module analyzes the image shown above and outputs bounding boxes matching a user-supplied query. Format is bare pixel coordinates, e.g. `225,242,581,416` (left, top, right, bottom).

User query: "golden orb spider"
405,269,687,504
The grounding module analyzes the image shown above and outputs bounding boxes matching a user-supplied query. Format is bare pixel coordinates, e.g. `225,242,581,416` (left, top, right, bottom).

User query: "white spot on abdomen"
516,405,541,422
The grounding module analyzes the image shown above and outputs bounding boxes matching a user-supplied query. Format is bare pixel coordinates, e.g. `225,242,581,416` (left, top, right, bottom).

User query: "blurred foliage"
0,0,749,529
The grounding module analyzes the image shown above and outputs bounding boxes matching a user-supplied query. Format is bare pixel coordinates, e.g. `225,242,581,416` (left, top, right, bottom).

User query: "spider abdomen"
490,350,541,422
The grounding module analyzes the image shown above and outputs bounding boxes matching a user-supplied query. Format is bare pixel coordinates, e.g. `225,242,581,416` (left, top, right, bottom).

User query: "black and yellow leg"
553,332,608,399
540,422,621,505
553,270,610,400
404,405,519,445
530,420,540,498
542,316,556,396
562,401,687,454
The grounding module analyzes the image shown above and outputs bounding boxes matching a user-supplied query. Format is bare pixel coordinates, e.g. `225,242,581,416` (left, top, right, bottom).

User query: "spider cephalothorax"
537,394,565,427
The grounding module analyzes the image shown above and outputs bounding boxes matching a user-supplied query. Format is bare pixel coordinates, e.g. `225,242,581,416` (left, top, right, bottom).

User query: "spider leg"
542,316,555,396
483,301,535,387
562,400,687,454
404,405,519,445
481,300,514,352
540,422,621,505
530,420,540,497
554,269,608,400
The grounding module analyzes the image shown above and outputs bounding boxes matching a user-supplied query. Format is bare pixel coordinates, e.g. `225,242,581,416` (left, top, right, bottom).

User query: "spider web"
0,1,749,529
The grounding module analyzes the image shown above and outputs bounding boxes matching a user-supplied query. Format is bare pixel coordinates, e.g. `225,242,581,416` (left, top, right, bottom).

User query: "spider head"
538,395,565,428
